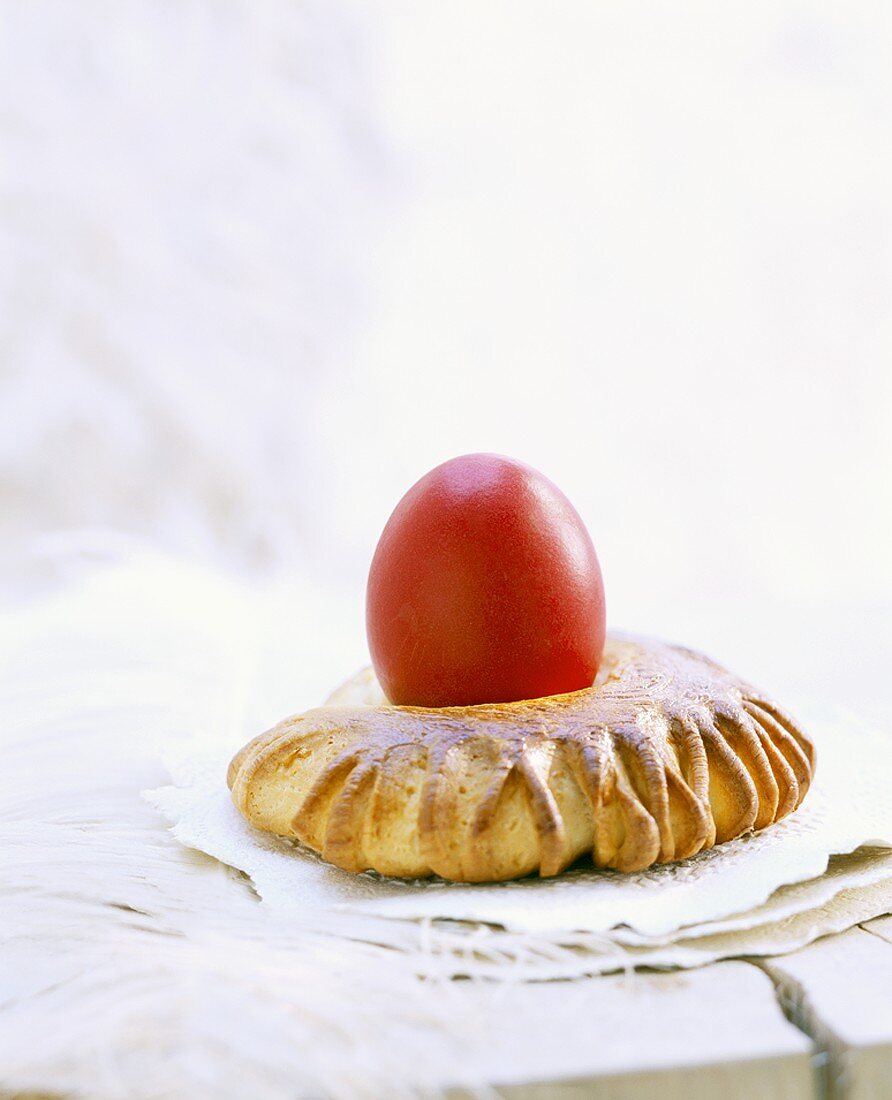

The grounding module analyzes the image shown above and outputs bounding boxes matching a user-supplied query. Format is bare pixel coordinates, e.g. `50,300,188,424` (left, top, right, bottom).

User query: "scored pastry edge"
227,665,816,882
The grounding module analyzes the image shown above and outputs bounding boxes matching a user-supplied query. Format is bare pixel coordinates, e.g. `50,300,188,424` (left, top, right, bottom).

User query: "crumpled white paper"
150,690,892,939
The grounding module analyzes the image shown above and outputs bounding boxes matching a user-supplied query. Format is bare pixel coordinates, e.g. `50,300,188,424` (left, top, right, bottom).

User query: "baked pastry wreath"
228,634,816,883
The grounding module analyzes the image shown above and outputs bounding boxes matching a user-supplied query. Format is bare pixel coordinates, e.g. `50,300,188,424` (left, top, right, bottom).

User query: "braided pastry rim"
227,634,816,883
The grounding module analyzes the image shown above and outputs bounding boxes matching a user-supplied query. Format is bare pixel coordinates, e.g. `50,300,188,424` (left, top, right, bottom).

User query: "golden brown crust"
227,635,816,882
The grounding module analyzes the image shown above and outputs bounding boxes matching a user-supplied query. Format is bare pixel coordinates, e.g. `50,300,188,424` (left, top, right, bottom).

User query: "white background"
1,1,890,714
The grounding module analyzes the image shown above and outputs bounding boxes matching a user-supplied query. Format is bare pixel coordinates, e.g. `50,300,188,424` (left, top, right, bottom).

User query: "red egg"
366,453,606,707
